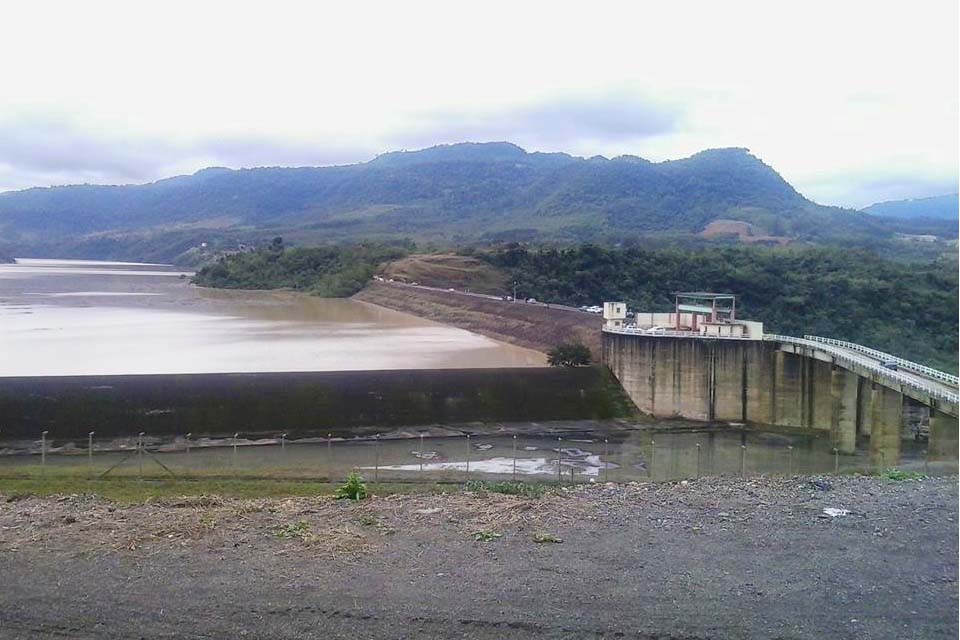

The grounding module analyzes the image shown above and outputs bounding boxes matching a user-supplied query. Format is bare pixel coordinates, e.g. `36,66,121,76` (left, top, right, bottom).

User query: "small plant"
358,514,378,526
464,480,547,498
532,532,563,544
275,520,310,539
473,530,502,543
335,472,368,501
880,468,926,482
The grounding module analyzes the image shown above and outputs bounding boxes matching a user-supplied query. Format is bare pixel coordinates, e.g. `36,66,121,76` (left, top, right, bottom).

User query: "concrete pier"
603,332,958,466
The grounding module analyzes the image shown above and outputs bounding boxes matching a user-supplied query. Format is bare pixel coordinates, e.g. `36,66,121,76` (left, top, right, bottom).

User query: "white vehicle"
526,297,537,303
645,325,666,334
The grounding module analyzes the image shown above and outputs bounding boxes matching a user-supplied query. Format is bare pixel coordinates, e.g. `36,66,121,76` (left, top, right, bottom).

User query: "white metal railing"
765,334,958,404
601,326,757,340
802,335,959,386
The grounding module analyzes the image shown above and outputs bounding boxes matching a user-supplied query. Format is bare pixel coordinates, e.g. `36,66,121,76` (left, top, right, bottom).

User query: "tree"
547,342,592,367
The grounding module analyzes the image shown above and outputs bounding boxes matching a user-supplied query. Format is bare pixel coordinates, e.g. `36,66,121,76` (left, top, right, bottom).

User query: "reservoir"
0,258,545,376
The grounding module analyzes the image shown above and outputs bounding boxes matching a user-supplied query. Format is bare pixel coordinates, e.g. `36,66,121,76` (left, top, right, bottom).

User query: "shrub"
335,472,368,500
547,342,592,367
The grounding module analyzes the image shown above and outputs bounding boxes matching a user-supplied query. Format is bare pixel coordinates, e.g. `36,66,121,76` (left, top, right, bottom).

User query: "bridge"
601,324,958,467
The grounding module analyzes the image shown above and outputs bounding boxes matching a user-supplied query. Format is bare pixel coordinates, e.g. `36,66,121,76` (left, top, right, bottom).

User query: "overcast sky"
0,0,956,208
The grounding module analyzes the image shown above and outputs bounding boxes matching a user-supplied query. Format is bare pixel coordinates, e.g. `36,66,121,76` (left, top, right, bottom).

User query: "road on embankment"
354,281,603,356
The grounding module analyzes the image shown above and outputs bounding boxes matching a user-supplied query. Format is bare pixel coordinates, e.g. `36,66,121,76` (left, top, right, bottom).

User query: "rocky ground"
0,475,956,639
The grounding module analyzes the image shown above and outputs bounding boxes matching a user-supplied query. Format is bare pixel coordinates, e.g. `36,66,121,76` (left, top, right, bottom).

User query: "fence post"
185,433,192,455
649,439,655,480
465,434,471,480
512,435,517,482
740,445,746,477
327,433,333,482
695,443,701,479
374,434,380,483
557,437,562,484
419,433,424,474
233,432,239,469
604,439,609,483
88,431,95,476
280,433,286,452
787,446,794,476
138,432,144,480
41,430,48,472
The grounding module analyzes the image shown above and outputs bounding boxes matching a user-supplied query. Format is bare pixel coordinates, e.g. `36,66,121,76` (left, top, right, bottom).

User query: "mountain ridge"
0,142,949,260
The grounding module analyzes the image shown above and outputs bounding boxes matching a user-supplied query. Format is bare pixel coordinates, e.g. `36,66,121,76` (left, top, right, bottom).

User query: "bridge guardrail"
802,335,959,386
601,326,756,340
765,334,958,404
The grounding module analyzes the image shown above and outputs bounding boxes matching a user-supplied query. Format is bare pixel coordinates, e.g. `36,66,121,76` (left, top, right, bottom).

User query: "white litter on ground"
823,508,851,517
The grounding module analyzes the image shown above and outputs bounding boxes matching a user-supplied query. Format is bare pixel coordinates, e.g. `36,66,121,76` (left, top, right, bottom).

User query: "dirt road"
1,476,956,639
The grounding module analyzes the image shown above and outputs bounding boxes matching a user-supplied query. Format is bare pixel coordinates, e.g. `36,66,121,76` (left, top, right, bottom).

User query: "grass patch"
464,480,548,498
0,477,449,504
879,468,927,481
275,520,311,539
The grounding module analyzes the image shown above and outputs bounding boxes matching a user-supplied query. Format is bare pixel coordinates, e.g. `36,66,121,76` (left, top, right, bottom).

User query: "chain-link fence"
1,429,954,484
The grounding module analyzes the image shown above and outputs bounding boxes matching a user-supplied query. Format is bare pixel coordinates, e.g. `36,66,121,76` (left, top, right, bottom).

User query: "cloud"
0,116,374,191
388,91,682,154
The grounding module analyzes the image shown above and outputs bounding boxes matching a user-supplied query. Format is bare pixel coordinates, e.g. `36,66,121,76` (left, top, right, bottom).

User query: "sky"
0,0,956,208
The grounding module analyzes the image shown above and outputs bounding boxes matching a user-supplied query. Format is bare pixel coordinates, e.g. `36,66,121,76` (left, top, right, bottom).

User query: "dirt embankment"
0,476,956,639
354,281,602,355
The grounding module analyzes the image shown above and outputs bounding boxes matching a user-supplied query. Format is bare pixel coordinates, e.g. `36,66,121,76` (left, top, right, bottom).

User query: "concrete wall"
603,332,918,462
0,367,633,441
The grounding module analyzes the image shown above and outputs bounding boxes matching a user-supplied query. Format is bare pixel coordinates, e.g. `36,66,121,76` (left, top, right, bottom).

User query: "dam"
601,294,959,466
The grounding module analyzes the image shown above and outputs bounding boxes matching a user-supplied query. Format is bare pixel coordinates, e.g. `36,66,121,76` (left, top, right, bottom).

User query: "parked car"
881,359,899,371
526,297,537,303
645,326,666,334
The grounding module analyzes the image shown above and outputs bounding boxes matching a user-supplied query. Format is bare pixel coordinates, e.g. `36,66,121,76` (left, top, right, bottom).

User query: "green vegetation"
879,469,927,481
547,342,593,367
0,475,453,503
192,243,405,296
334,472,368,501
274,520,311,539
464,480,548,498
472,530,502,542
489,245,959,372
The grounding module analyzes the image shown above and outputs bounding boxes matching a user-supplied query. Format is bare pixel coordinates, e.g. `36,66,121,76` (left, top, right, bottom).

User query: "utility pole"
513,281,518,302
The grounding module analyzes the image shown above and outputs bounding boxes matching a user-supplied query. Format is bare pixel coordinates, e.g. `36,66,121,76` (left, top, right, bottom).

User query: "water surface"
0,259,545,376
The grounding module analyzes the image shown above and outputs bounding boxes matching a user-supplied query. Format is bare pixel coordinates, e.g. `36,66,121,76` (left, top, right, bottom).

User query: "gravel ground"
0,476,957,639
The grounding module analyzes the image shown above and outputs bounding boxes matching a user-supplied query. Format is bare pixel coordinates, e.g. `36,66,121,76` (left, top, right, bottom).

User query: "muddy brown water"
0,258,545,376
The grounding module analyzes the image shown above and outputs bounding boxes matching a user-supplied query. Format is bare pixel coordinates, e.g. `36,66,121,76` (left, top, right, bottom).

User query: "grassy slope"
378,254,508,294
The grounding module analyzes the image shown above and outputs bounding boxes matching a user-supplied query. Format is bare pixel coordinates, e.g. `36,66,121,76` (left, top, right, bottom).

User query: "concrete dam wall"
602,332,958,464
0,367,632,441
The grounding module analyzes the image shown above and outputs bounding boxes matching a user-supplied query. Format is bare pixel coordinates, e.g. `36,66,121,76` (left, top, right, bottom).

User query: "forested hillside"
192,242,405,297
864,194,959,220
485,245,959,372
0,142,939,259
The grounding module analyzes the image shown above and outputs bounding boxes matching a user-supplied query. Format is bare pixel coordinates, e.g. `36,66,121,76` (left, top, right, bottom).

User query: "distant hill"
863,193,959,220
0,142,948,261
